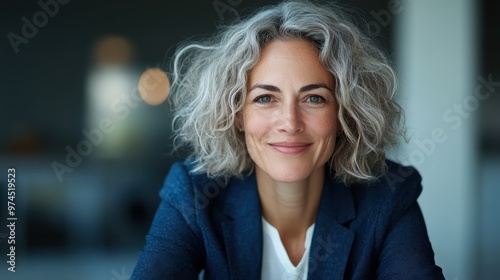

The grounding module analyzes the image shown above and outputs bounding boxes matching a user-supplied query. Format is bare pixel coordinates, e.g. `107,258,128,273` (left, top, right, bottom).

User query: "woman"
132,1,445,279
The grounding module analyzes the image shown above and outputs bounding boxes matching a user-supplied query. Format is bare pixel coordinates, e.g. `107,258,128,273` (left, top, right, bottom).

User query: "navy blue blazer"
132,160,444,279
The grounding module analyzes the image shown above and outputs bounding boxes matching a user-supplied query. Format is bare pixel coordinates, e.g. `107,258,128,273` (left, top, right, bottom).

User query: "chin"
265,163,315,183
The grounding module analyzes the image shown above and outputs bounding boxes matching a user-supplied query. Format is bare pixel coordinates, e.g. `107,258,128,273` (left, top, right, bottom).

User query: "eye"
306,95,326,104
253,95,274,104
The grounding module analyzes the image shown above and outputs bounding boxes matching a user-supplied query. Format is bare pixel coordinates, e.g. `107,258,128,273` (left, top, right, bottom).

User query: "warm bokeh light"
138,68,170,105
92,36,133,66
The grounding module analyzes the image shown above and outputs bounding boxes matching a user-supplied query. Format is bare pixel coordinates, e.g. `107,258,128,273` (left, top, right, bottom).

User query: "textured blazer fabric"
132,160,445,280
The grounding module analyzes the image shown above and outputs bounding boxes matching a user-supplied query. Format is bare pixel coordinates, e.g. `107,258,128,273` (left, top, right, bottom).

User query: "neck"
256,166,324,237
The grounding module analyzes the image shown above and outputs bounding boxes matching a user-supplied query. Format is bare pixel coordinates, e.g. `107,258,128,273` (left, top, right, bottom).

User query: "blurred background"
0,0,498,279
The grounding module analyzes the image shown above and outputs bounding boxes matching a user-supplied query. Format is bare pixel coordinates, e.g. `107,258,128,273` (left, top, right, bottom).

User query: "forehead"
248,39,334,87
259,39,319,59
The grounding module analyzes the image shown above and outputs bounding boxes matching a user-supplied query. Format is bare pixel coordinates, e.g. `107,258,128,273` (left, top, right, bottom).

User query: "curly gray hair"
170,0,404,184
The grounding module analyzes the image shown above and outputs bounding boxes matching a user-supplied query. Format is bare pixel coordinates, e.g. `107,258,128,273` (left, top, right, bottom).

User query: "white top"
261,217,315,280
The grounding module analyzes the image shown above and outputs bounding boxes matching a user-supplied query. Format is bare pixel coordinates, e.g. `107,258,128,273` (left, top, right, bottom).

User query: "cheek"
308,111,338,137
242,109,272,155
313,118,337,161
243,108,269,134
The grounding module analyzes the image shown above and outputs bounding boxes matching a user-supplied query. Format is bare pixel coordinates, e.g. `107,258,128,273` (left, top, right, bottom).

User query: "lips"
268,142,312,155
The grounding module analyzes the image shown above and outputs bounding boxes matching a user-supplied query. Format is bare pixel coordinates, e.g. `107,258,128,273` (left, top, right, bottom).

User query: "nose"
277,100,304,134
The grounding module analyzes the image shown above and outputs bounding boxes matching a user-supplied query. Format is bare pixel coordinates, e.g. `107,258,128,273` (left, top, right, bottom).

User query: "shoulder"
375,159,422,204
158,160,229,218
349,159,423,226
159,161,196,201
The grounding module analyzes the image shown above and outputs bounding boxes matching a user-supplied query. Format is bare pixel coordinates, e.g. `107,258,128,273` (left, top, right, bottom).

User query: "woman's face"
238,39,339,183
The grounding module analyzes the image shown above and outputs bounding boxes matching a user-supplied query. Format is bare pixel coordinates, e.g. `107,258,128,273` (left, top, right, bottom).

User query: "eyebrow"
248,83,333,93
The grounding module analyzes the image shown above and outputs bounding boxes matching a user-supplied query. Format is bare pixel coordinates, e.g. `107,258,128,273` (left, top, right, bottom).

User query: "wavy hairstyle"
170,0,404,184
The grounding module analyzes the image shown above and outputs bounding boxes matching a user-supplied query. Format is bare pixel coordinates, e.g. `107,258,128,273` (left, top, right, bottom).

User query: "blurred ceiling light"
138,68,170,105
92,36,133,67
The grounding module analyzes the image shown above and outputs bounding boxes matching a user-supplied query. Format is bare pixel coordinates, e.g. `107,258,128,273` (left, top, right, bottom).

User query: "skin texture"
236,39,339,266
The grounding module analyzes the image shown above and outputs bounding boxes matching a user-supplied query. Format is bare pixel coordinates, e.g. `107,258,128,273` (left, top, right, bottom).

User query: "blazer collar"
221,172,263,280
308,172,356,278
220,169,356,279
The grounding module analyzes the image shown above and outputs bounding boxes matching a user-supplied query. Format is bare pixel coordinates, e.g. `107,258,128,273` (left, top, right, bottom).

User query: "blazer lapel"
219,170,356,279
221,172,263,280
308,174,356,279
